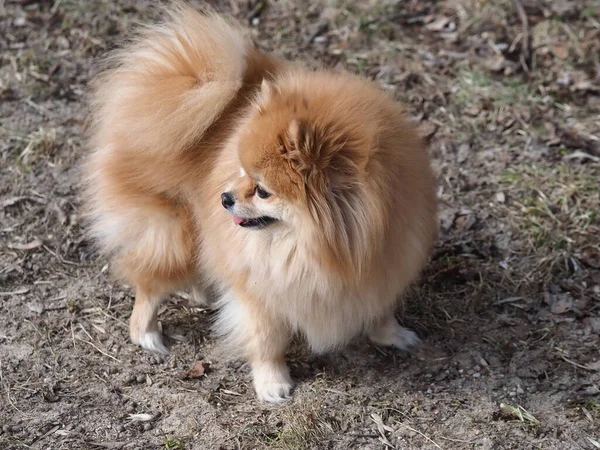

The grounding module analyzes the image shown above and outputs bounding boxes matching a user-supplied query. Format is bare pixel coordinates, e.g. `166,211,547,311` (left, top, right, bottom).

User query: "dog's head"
221,72,389,274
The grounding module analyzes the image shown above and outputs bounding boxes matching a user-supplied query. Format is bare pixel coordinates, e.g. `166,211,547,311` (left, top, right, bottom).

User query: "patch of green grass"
10,127,56,170
583,5,599,19
500,170,522,184
496,162,599,282
458,0,512,34
163,436,185,450
582,399,600,413
454,68,541,110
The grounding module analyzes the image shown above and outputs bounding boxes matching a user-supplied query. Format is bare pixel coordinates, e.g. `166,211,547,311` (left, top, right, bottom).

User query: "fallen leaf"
417,121,437,140
486,55,508,72
453,211,476,231
580,247,600,268
544,291,574,315
588,361,600,371
456,143,470,164
179,360,210,379
370,413,394,448
127,413,156,423
552,44,569,59
464,104,481,116
425,16,451,31
27,301,44,314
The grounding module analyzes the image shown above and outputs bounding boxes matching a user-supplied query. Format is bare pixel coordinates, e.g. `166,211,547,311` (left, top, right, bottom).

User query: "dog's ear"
255,78,274,114
283,119,368,191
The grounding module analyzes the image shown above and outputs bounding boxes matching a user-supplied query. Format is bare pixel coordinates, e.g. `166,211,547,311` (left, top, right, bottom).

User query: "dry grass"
500,402,541,428
0,0,599,448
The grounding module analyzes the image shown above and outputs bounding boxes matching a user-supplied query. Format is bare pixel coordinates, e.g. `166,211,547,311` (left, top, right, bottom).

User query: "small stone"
473,372,481,378
124,373,136,384
116,424,125,433
56,36,70,49
136,374,145,383
143,423,152,431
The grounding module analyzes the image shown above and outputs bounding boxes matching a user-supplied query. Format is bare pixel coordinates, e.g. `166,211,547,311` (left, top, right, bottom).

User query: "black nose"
221,192,235,209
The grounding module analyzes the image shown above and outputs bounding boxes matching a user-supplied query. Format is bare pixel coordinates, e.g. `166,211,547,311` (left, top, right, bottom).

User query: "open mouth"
232,215,278,229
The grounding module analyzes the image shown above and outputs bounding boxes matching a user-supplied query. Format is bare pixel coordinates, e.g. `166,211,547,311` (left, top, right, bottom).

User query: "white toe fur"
253,362,293,403
135,330,169,354
368,317,421,350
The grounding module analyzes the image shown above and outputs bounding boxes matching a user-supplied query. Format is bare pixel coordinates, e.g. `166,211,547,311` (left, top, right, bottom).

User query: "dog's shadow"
168,232,527,393
282,237,528,391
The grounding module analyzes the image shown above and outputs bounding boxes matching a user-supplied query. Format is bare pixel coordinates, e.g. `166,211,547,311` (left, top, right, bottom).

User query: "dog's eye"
255,185,271,199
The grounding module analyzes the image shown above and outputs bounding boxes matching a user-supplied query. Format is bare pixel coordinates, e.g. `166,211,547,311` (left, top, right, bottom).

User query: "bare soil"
1,0,599,449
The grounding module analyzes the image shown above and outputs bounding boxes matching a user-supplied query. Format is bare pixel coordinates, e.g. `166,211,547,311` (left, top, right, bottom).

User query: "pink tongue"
232,216,245,226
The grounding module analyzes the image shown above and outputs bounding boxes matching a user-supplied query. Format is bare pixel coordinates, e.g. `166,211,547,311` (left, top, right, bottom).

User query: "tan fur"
84,2,438,403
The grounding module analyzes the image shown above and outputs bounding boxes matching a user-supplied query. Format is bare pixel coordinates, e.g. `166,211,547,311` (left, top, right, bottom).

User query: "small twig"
588,437,600,449
5,385,28,416
71,322,76,349
42,245,78,266
560,354,599,372
30,425,61,446
513,0,531,72
0,288,29,296
440,436,477,444
493,296,525,305
76,337,121,362
23,98,53,117
398,423,443,449
77,324,120,361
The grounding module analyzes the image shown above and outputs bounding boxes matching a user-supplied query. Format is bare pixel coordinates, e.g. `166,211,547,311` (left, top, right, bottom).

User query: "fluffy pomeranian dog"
85,2,437,402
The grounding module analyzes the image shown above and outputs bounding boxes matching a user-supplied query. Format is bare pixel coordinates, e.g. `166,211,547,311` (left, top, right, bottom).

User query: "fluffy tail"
88,1,251,157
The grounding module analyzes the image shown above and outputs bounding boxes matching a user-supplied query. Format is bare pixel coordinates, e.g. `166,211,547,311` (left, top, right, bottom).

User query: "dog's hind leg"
113,198,196,354
130,287,170,354
368,314,421,350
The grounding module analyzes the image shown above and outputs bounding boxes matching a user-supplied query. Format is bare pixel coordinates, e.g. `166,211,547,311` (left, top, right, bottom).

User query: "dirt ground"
1,0,599,448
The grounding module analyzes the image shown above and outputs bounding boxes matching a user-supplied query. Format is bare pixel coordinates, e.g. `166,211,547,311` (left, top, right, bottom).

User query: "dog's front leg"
218,291,293,403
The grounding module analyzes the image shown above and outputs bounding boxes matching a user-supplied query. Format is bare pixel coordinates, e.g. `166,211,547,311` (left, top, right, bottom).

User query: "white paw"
253,363,293,403
133,330,169,355
369,319,421,350
389,327,421,350
256,381,293,403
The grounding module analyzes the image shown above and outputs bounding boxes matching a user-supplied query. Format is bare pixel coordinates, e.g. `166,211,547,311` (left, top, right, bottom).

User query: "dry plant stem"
513,0,531,71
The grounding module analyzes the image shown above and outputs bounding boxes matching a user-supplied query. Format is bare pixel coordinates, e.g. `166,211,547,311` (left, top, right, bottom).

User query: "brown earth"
1,0,599,449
